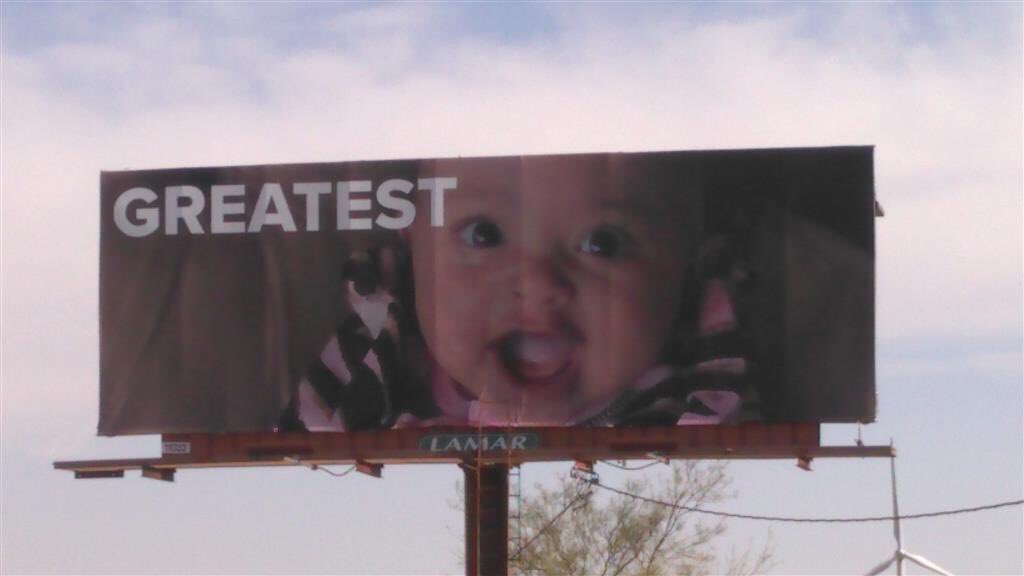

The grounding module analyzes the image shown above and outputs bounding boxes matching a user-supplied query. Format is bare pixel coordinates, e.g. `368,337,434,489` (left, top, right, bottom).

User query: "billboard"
99,147,875,435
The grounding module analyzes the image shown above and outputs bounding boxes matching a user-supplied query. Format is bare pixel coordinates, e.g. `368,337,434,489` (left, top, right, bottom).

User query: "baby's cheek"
577,271,680,399
430,271,481,330
425,265,499,375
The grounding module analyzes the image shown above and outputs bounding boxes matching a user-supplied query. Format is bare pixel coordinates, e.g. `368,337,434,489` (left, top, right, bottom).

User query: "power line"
599,459,663,471
594,481,1023,524
287,457,357,478
315,465,356,478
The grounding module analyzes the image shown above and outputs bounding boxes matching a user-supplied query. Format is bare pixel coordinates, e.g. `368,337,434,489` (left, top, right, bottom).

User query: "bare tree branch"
510,462,774,576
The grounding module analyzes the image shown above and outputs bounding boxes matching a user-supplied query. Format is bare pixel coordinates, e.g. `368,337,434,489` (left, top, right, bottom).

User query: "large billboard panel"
99,147,875,435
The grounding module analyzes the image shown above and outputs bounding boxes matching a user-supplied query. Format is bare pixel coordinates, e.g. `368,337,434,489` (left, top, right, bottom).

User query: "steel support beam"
464,462,509,576
54,424,896,477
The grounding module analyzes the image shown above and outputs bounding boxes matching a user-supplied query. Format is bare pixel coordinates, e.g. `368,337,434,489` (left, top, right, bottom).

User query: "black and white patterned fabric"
279,223,761,431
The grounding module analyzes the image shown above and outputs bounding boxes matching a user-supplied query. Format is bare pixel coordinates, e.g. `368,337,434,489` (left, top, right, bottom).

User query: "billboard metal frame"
54,424,894,576
54,423,893,476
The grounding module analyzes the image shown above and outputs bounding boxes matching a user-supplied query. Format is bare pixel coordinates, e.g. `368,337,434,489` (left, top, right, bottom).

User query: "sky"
1,2,1021,575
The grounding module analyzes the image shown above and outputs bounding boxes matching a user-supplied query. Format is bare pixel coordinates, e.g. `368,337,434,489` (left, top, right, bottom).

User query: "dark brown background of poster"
98,147,875,435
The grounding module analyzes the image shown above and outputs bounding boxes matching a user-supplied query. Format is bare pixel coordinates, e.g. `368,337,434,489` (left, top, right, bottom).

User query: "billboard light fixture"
141,466,175,482
355,461,382,478
646,452,670,465
573,460,594,473
570,466,599,485
797,456,813,472
74,469,124,480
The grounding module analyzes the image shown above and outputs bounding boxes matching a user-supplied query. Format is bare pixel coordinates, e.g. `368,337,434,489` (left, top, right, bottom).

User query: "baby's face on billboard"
409,158,691,424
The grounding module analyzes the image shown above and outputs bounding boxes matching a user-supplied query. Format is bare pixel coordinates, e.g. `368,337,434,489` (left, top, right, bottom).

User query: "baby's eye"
579,227,630,259
459,218,504,248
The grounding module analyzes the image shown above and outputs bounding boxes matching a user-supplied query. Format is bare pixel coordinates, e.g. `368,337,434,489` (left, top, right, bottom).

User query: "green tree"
509,461,773,576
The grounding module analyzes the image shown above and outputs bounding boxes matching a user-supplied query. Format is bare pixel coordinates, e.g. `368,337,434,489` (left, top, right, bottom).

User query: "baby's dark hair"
276,236,434,432
572,208,761,427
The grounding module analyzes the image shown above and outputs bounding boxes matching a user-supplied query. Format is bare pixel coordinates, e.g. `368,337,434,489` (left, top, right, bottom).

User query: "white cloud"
2,4,1021,440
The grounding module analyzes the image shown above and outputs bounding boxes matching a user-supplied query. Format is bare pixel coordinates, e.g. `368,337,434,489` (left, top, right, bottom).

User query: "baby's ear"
698,278,737,336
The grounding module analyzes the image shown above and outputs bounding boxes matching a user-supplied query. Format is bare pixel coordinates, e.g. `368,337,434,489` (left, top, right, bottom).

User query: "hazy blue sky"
2,3,1021,574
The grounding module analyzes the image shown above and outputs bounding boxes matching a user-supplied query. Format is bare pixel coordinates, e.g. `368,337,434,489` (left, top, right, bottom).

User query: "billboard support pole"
463,461,509,576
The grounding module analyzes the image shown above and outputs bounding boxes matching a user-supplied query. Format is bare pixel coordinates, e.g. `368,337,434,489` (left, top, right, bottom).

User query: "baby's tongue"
503,333,573,381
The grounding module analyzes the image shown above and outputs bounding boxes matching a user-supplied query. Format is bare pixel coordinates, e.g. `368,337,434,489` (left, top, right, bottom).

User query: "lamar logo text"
419,433,539,453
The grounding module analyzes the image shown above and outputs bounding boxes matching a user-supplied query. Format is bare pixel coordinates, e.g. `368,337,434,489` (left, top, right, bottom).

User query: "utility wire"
595,481,1023,524
290,458,357,478
600,460,663,471
316,465,357,478
510,484,590,561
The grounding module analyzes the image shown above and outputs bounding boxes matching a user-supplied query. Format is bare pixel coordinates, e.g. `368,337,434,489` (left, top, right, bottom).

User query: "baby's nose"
512,252,574,311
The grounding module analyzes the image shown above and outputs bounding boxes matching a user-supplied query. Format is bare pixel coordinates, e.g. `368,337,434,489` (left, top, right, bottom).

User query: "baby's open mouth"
497,331,576,385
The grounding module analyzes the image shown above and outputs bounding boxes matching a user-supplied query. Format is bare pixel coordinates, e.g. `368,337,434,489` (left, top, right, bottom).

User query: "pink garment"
676,390,742,425
699,278,737,335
